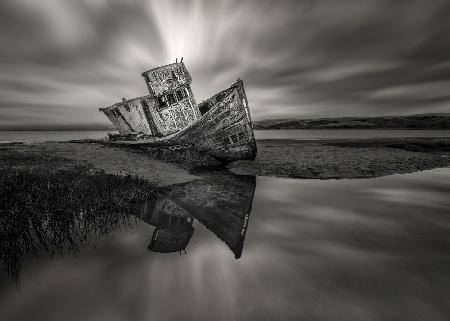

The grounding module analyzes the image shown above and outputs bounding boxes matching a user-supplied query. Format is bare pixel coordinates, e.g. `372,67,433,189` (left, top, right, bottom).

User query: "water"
1,169,450,321
1,129,450,143
0,130,113,143
255,129,450,140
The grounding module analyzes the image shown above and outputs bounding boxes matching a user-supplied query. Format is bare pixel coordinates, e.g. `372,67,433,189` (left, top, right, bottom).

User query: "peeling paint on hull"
174,79,257,162
99,62,257,162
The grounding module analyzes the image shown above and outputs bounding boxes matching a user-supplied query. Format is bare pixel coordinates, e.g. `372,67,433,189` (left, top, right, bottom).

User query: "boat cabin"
100,61,201,137
99,60,257,162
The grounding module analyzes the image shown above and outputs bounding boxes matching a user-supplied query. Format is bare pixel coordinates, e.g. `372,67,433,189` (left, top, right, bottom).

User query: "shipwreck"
99,60,257,162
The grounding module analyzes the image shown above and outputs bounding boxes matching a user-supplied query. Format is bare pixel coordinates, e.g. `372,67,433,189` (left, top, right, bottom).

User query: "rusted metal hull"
172,79,257,162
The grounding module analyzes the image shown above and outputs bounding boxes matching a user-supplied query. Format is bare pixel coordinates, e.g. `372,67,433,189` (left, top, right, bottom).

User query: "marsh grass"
0,151,157,285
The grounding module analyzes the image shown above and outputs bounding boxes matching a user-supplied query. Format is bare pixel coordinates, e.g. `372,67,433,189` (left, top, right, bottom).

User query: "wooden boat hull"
106,79,257,162
173,79,257,162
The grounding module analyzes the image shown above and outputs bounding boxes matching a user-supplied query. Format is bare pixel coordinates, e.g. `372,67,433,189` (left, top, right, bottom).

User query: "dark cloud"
1,0,450,128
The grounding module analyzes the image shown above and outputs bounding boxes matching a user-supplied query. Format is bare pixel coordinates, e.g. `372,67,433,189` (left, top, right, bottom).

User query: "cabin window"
176,89,185,101
198,102,209,115
158,96,168,109
167,93,176,105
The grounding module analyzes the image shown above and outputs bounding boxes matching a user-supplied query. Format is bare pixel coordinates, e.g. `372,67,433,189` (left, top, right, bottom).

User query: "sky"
1,0,450,129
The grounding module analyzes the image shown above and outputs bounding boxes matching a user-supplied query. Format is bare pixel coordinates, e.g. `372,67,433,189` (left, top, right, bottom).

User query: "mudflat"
228,138,450,179
0,142,199,187
2,137,450,181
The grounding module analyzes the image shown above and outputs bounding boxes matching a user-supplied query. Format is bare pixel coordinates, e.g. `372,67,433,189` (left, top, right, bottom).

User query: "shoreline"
0,141,199,187
228,138,450,179
1,137,450,182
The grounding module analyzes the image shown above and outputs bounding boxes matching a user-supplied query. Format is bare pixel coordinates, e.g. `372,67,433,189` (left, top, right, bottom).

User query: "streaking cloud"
0,0,450,129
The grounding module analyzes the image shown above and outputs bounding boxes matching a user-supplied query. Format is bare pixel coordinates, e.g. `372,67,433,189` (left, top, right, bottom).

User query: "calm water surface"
2,129,450,142
1,169,450,320
255,129,450,140
0,130,113,143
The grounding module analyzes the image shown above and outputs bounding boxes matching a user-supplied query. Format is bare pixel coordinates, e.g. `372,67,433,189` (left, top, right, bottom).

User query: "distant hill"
0,125,115,131
254,114,450,130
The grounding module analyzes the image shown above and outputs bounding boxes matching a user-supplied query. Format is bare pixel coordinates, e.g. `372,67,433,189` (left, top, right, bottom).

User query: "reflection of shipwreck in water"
0,173,256,285
0,173,256,284
145,199,194,254
134,173,256,258
99,61,257,162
